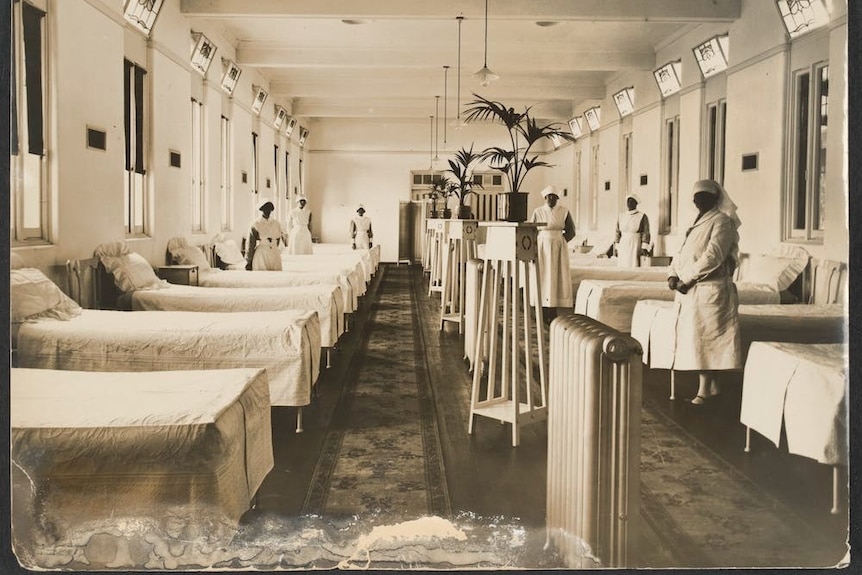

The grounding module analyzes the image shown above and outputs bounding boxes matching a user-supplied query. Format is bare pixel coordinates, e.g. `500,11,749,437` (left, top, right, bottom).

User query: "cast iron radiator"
545,313,643,568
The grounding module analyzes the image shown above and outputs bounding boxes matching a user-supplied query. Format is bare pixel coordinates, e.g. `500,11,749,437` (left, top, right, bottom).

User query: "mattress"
570,264,671,297
740,342,847,465
16,309,320,406
574,279,781,332
279,255,366,297
11,367,274,535
631,300,846,369
198,268,357,313
127,283,343,348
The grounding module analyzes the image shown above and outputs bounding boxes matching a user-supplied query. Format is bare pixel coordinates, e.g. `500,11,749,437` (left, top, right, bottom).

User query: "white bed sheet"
574,279,781,332
11,367,273,532
570,265,671,297
279,254,366,297
16,309,320,406
631,300,846,369
740,342,847,465
127,283,343,348
197,268,357,312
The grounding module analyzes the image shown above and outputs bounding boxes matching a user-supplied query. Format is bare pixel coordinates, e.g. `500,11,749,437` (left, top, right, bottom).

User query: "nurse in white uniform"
615,194,650,267
530,185,576,322
245,201,285,271
286,196,313,255
667,179,742,405
350,205,373,250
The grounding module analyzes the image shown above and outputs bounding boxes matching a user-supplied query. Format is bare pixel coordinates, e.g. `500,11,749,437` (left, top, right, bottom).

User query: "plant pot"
496,192,529,222
457,205,473,219
442,208,453,219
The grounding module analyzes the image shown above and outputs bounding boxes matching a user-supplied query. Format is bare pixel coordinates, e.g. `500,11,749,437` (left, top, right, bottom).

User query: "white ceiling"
181,0,742,122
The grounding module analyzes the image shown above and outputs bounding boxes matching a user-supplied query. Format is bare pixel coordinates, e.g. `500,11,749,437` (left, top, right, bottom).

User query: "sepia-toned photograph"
6,0,854,572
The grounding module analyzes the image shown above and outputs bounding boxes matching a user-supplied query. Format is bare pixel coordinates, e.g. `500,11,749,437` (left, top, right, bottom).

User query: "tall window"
660,116,680,233
284,150,291,200
251,132,259,197
573,150,581,227
190,98,204,232
787,63,828,241
10,0,48,243
704,99,727,184
589,144,600,230
273,144,280,196
619,132,633,212
124,59,148,236
220,116,232,231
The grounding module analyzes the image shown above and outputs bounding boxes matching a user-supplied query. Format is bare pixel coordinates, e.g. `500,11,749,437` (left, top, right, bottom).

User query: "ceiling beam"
182,0,741,23
291,97,575,120
237,46,656,71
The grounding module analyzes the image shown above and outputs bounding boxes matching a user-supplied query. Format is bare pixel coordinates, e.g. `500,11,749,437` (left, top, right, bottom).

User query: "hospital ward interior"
6,0,856,571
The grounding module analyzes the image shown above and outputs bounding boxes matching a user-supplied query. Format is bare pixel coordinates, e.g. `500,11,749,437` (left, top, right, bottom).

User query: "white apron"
530,204,573,308
250,217,284,271
668,209,741,371
351,215,372,249
287,207,313,255
617,210,646,267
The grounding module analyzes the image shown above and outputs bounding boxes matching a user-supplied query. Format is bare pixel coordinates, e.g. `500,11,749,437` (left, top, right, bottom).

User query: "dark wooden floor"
251,262,850,568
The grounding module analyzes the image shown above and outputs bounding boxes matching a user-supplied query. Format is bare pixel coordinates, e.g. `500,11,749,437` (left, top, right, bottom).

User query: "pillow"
172,244,211,270
215,240,245,266
100,252,164,292
94,240,131,258
10,252,27,269
11,268,82,323
741,254,804,291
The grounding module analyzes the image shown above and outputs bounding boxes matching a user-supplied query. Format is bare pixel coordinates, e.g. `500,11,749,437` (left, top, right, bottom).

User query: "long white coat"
287,206,313,255
530,204,573,308
668,208,741,371
248,216,284,271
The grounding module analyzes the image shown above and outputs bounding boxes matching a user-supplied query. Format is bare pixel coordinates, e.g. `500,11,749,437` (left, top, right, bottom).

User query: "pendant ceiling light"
474,0,499,87
434,96,441,164
442,65,449,145
452,16,468,129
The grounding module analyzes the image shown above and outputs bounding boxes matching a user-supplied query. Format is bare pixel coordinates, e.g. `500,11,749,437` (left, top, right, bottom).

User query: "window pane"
220,116,232,231
794,72,810,231
22,2,45,156
814,65,828,232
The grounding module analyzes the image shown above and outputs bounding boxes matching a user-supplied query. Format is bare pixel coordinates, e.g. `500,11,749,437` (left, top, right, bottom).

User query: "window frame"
785,60,828,242
220,115,232,231
703,99,727,185
10,0,50,245
589,144,600,231
190,97,205,233
123,58,149,237
660,115,681,234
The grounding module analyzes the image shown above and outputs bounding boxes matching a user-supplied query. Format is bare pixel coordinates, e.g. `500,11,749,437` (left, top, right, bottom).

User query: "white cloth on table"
530,204,573,307
740,342,847,465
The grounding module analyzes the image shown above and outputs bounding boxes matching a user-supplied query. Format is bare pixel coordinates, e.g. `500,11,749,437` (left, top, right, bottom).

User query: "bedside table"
156,264,199,286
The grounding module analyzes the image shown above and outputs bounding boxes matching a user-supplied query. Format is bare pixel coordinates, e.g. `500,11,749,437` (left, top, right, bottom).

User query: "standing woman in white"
530,185,576,322
286,196,313,255
350,205,373,250
246,201,285,271
615,193,651,267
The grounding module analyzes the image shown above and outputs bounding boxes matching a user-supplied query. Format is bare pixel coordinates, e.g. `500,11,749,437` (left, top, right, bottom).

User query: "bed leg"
669,370,676,400
296,408,304,433
744,426,751,453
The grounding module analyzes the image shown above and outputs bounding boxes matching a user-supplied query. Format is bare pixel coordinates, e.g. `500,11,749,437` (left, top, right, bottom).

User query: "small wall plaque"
169,150,181,168
266,178,271,188
86,127,107,151
640,174,648,186
241,171,248,184
604,181,611,191
741,153,758,171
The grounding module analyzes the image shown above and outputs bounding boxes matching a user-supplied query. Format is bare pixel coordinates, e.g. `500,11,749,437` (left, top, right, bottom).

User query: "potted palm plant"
464,94,575,222
445,145,484,219
431,176,455,219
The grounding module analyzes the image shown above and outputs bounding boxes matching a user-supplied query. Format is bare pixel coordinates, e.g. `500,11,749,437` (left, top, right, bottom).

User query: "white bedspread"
16,309,320,406
279,255,366,297
574,279,781,332
631,301,845,369
128,283,343,348
198,268,357,312
740,342,847,465
570,265,671,298
11,367,273,533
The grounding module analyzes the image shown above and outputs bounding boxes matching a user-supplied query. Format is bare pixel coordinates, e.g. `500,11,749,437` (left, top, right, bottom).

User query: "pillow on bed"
100,252,164,292
742,254,806,291
10,252,27,269
214,240,245,267
172,244,211,270
11,268,83,323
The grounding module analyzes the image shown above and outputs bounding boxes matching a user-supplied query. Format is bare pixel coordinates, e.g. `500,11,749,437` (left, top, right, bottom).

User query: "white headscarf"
540,185,559,198
692,179,741,266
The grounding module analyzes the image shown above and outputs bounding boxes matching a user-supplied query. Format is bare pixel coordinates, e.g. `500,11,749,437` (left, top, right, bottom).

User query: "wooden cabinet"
156,265,199,286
